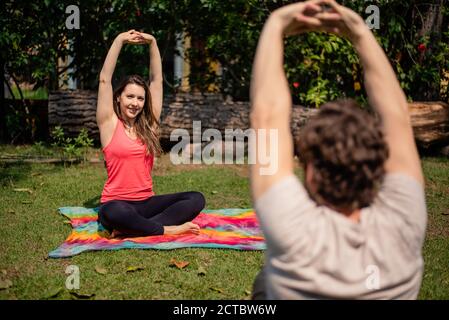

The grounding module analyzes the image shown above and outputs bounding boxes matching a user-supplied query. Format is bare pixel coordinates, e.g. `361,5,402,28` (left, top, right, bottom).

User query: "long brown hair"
113,75,162,155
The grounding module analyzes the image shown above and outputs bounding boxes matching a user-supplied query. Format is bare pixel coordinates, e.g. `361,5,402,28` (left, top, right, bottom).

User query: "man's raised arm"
325,0,424,185
250,1,324,200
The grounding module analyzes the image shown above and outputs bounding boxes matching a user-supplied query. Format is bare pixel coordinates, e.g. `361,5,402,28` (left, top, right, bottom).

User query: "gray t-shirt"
254,173,427,299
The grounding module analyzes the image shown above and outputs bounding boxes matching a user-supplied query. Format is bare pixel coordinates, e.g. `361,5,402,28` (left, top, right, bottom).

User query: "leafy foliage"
50,126,94,161
2,0,448,105
182,0,449,104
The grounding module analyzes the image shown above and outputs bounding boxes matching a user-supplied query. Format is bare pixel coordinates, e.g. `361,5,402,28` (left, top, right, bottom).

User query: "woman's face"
117,83,146,121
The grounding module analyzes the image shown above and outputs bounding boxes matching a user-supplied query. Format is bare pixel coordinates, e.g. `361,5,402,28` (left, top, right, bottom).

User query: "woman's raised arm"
134,32,163,121
96,30,143,128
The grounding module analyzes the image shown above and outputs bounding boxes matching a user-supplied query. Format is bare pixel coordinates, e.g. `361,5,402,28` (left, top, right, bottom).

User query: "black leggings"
98,191,206,236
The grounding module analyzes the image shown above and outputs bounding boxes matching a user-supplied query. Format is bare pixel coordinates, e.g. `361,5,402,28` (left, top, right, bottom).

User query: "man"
250,0,426,299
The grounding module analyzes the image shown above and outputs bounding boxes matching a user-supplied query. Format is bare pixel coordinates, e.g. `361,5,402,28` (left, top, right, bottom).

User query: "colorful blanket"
49,207,266,258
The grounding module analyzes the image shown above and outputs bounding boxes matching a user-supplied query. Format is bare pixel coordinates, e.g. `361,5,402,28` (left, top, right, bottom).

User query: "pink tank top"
101,119,155,203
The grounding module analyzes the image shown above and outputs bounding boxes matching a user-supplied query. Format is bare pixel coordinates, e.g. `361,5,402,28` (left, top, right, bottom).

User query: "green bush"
4,0,448,107
50,126,94,161
183,0,449,105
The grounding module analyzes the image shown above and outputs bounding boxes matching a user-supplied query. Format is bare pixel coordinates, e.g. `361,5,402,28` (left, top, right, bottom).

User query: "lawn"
0,152,448,299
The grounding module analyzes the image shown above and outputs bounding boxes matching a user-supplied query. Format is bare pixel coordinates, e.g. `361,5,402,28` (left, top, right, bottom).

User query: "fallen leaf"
0,279,13,290
169,258,189,270
210,287,224,294
126,266,144,273
69,291,95,299
40,182,45,186
244,290,251,296
13,188,33,194
197,266,207,276
95,266,108,275
211,190,218,194
41,287,63,299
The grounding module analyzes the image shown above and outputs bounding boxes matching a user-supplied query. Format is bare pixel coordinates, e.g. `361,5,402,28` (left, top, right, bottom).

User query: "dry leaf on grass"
13,188,33,194
95,266,108,275
126,266,144,273
197,266,207,276
69,291,95,299
210,287,224,294
41,287,63,299
169,258,190,270
0,279,13,290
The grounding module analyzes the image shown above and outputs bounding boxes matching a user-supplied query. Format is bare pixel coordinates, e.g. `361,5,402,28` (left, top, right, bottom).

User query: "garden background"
0,0,448,299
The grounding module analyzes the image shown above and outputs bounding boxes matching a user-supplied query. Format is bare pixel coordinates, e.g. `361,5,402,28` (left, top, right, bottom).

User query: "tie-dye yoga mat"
49,207,266,258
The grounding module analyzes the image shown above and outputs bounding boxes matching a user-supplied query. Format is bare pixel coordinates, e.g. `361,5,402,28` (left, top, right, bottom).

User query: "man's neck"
340,209,361,223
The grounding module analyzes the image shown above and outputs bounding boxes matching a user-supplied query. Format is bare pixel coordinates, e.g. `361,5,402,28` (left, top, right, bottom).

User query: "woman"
96,30,205,237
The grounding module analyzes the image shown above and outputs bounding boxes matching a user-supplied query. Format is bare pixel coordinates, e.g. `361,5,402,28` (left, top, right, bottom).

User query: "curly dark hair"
296,99,389,210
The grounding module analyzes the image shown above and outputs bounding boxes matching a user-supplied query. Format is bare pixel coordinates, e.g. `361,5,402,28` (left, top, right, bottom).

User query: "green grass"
0,154,448,299
0,144,103,161
10,86,48,100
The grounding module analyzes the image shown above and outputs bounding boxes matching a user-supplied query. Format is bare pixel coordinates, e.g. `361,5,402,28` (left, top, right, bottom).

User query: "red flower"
136,9,141,17
418,43,426,53
293,82,300,88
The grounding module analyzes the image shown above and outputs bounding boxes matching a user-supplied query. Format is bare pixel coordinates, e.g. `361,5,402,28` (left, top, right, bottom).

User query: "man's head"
297,99,389,211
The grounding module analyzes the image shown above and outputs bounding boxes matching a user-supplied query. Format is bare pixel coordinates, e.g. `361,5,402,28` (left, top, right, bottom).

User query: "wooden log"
48,90,98,138
48,91,448,148
409,101,449,147
159,92,318,142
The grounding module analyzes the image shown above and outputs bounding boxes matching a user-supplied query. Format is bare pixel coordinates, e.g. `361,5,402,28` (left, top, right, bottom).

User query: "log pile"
409,102,449,148
48,91,448,149
48,90,99,137
159,93,318,142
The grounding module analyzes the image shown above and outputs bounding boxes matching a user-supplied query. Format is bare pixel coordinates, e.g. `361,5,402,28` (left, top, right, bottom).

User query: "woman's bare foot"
164,222,200,235
111,229,126,238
